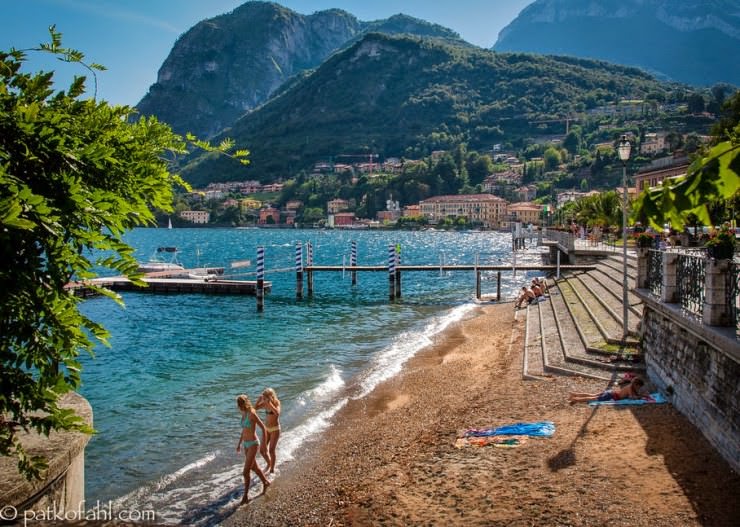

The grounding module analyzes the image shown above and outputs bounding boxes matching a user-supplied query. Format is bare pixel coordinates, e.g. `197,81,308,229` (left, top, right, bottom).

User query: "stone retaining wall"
638,297,739,472
0,392,92,519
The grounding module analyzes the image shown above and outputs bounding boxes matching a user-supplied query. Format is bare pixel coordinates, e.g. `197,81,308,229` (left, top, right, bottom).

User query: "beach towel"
454,435,529,449
463,421,555,438
588,392,668,406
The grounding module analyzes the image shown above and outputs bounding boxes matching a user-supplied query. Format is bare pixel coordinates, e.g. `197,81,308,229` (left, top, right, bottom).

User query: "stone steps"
523,302,548,380
551,276,644,372
538,285,616,381
593,263,644,312
574,271,642,321
566,273,641,342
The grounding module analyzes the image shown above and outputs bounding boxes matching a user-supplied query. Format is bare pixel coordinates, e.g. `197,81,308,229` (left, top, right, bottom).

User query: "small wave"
113,451,218,510
296,364,345,405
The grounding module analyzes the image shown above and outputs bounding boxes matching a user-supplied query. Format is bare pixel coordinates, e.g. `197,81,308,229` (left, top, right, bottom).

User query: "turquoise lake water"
77,228,545,525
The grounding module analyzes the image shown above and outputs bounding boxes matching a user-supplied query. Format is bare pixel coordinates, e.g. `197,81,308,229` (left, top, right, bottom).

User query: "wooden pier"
67,277,271,296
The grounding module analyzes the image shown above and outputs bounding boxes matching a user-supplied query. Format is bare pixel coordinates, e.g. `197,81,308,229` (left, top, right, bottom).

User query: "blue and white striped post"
388,244,396,300
351,240,357,286
306,241,314,297
256,246,265,312
295,242,303,299
394,243,402,299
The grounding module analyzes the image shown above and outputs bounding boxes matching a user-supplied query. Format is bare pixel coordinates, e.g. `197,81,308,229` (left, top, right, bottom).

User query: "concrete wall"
638,298,740,472
0,392,91,519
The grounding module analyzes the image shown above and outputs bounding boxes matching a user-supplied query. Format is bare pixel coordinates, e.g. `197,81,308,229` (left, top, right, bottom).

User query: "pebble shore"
225,303,740,526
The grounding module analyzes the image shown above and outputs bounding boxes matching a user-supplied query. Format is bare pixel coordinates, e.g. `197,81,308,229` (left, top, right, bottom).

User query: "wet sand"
225,303,740,526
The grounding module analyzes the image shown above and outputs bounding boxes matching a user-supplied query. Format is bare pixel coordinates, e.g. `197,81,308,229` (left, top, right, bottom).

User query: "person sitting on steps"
514,286,535,309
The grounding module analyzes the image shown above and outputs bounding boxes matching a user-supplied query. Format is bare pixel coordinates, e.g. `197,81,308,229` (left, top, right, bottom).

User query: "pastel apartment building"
419,194,508,228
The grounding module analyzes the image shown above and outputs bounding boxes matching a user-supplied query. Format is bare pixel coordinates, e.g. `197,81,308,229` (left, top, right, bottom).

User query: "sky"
0,0,533,106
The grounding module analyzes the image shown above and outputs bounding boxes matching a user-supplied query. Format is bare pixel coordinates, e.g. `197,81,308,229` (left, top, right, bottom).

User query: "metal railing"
676,253,706,319
647,249,663,297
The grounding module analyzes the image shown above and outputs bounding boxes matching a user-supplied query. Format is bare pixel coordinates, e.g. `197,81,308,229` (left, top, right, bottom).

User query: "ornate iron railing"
676,254,706,318
728,261,739,330
647,249,663,297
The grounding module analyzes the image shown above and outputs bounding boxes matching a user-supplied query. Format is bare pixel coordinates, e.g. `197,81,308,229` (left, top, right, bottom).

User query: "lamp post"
617,135,632,342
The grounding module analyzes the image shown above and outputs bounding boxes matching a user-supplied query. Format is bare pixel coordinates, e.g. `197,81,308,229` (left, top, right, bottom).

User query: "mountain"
493,0,740,87
135,1,463,138
181,32,683,187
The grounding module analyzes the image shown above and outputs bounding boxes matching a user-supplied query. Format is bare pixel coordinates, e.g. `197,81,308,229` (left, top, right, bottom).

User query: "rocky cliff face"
136,2,462,138
494,0,740,86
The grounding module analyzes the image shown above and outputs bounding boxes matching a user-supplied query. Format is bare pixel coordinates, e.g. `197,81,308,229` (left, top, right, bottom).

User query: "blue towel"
588,392,667,406
464,421,556,438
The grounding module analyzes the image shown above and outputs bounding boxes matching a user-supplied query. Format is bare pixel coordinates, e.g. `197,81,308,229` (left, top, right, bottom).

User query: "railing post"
703,259,733,326
388,244,396,301
496,271,501,301
395,244,402,299
636,247,650,289
661,252,678,303
474,253,480,300
306,242,314,297
351,240,357,286
556,250,561,279
256,246,265,312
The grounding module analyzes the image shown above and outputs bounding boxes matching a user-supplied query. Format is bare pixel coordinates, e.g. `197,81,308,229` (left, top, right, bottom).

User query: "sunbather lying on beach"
568,377,645,404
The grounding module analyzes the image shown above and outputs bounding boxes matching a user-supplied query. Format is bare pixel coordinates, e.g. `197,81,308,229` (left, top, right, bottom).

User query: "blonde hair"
262,388,279,404
236,394,252,412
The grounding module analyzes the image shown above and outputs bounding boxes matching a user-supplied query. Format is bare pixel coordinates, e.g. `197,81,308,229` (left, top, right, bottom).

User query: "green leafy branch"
632,126,740,230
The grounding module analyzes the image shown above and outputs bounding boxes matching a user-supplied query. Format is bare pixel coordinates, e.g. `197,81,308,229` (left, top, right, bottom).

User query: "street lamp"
617,135,632,342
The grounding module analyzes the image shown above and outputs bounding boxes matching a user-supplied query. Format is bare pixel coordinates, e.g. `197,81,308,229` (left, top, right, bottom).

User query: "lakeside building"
508,202,544,226
633,155,690,192
419,194,508,228
258,207,280,225
329,212,356,228
180,210,210,224
285,200,303,211
403,205,421,218
327,198,350,214
556,190,600,209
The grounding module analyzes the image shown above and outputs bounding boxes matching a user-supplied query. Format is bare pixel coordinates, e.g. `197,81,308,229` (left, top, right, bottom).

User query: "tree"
687,93,706,114
0,28,247,479
543,146,561,171
562,130,581,155
465,153,493,186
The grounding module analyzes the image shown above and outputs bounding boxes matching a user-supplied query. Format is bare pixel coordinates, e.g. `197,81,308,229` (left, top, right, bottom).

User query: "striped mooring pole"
256,246,265,312
351,240,357,286
306,241,314,297
295,242,303,299
388,244,396,300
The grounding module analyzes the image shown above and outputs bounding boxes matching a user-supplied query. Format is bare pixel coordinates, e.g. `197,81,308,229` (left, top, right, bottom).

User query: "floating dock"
67,277,271,296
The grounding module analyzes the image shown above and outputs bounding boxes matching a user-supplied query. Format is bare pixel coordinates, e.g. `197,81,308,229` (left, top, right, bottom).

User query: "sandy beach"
225,303,740,526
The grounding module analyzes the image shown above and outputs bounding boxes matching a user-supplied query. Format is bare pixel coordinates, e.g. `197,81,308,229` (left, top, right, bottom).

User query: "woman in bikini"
236,394,270,504
568,377,645,404
256,388,281,474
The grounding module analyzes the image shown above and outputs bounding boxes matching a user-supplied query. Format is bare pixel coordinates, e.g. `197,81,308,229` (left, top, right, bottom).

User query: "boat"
137,247,185,274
